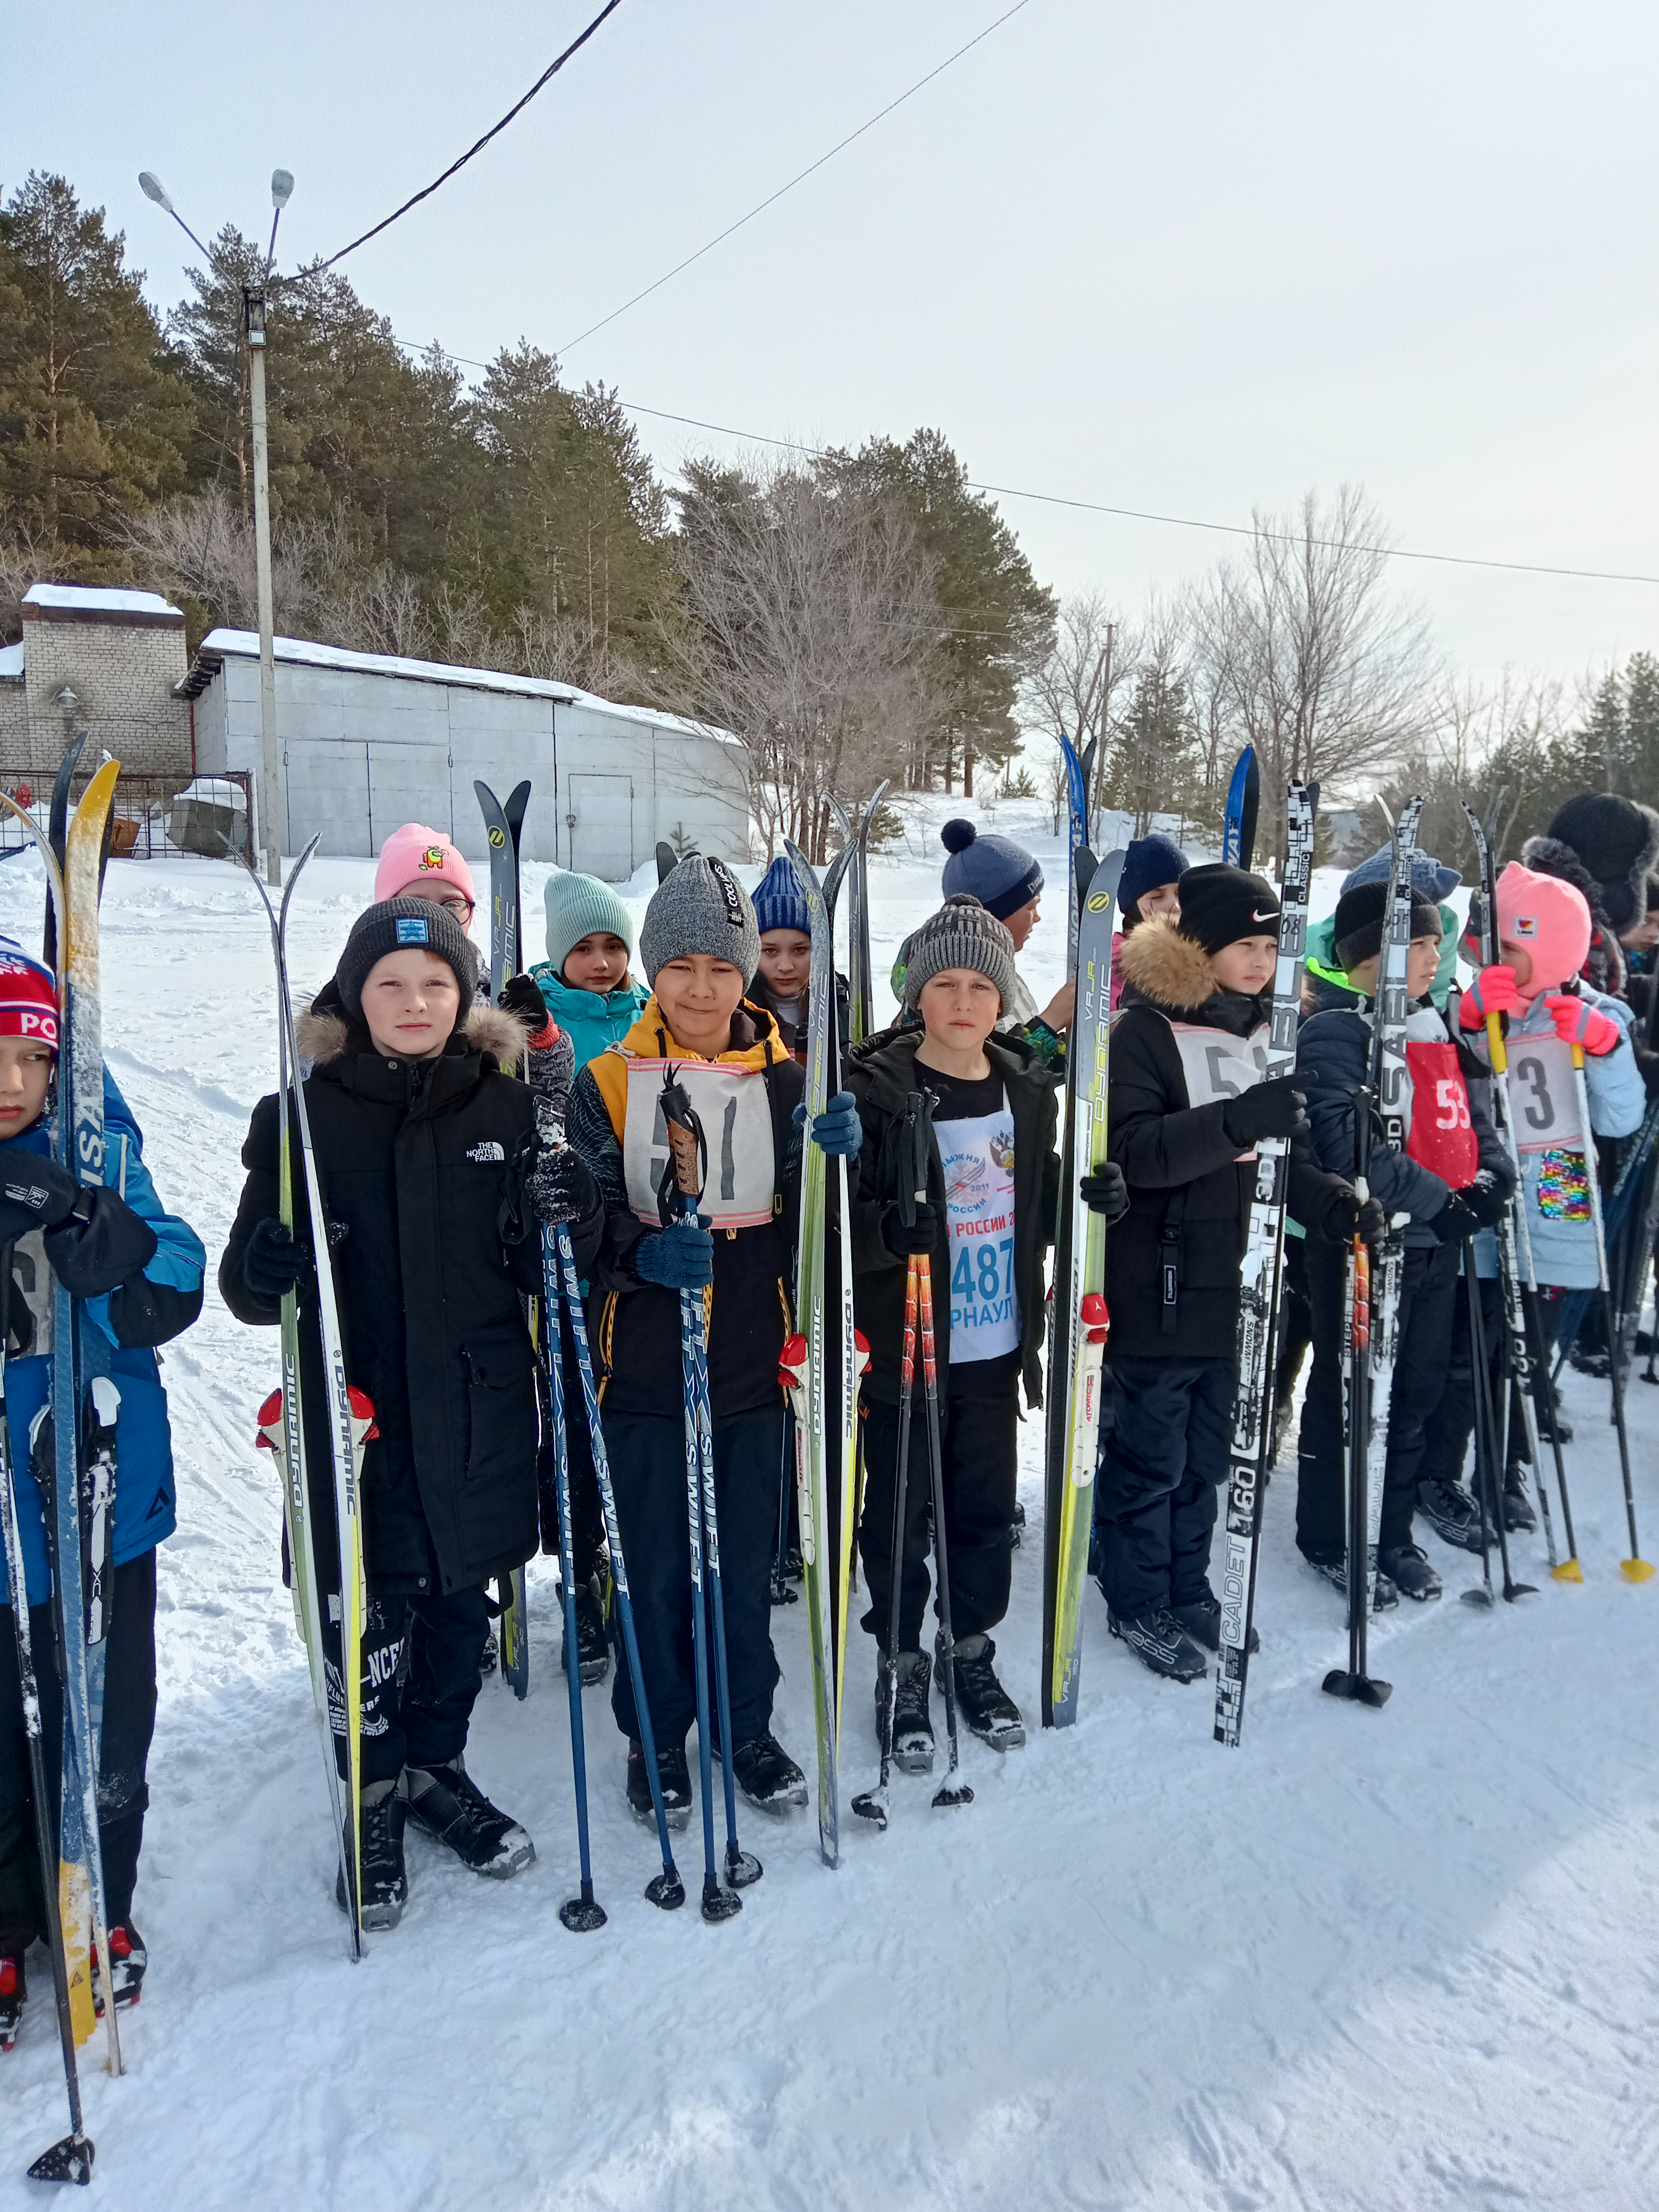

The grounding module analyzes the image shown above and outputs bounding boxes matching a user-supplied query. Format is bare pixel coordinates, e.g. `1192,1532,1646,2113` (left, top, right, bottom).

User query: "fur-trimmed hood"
1536,795,1659,936
296,991,534,1071
1117,914,1225,1013
1518,833,1629,994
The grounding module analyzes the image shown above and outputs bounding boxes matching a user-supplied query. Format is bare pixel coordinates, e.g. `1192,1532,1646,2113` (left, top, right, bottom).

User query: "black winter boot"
1170,1588,1260,1655
888,1650,935,1773
1108,1607,1209,1683
0,1954,24,2051
1416,1478,1493,1553
338,1777,407,1930
1304,1553,1400,1611
947,1633,1025,1749
560,1572,611,1685
627,1738,692,1830
728,1735,809,1813
403,1758,535,1879
94,1922,147,2014
1377,1543,1443,1602
1502,1467,1539,1533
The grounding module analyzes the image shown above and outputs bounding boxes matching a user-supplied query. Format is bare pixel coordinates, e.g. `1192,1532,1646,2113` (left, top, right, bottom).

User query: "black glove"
1221,1079,1308,1149
0,1154,81,1245
498,973,551,1035
1459,1168,1513,1230
243,1217,312,1303
44,1185,160,1300
632,1221,715,1291
1080,1165,1130,1223
1313,1185,1388,1245
1430,1192,1481,1245
528,1142,599,1230
880,1202,939,1258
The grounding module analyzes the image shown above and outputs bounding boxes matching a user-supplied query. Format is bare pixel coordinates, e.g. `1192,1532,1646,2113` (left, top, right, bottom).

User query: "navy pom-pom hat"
939,818,1043,923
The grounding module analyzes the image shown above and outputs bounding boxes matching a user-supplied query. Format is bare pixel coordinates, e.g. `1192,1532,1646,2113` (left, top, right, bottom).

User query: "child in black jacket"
848,895,1126,1764
1097,866,1356,1683
222,899,604,1930
1293,881,1514,1602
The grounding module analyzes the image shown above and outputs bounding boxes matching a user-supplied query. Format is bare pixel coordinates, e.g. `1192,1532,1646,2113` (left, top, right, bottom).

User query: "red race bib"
1403,1039,1478,1188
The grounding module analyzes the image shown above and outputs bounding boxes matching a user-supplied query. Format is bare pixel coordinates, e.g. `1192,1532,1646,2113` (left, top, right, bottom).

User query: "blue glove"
795,1091,862,1160
633,1220,715,1290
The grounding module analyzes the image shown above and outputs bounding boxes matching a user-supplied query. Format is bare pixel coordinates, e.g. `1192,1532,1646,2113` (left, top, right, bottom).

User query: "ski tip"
1621,1557,1655,1583
1551,1559,1586,1583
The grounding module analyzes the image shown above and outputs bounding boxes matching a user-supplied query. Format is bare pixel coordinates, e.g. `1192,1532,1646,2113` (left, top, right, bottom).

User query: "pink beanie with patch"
1494,859,1591,998
373,823,477,908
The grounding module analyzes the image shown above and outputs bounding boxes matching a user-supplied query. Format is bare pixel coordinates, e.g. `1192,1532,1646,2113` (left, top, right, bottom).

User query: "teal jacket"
529,968,651,1070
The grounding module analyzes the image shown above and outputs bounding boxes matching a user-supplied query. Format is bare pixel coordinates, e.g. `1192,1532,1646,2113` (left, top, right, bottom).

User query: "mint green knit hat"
543,869,636,977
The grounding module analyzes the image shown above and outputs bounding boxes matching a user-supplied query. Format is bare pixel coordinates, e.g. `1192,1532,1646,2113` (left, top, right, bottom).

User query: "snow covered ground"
1,799,1656,2210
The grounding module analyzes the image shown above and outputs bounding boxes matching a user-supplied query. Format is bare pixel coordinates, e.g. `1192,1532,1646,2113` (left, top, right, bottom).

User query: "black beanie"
1331,881,1442,973
1175,864,1281,956
334,897,477,1027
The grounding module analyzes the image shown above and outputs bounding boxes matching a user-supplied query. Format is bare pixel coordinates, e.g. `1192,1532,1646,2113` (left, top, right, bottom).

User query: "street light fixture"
138,165,294,886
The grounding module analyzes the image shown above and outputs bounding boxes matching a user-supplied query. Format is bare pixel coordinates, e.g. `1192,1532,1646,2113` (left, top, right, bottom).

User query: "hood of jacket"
297,986,533,1073
1118,914,1268,1037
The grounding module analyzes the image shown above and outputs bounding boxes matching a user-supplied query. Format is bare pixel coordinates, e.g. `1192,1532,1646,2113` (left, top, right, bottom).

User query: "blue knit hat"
751,854,811,940
939,819,1042,922
1119,832,1188,917
1341,843,1461,904
543,869,635,978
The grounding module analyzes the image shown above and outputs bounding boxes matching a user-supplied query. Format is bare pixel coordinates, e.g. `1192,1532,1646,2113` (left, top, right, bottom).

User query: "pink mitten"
1459,963,1523,1028
1543,992,1620,1055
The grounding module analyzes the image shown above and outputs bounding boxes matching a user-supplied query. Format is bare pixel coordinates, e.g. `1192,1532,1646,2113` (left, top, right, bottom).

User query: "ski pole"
537,1242,605,1933
1466,1247,1535,1603
550,1229,684,1910
660,1075,743,1922
769,1412,798,1606
852,1093,925,1831
1459,1251,1497,1610
1520,1280,1581,1576
0,1262,94,2186
1323,1089,1390,1708
1567,1032,1654,1580
916,1254,974,1808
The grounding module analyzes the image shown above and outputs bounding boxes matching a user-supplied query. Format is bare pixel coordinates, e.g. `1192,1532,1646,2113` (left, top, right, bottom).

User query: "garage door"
286,741,370,857
368,741,453,855
567,774,634,881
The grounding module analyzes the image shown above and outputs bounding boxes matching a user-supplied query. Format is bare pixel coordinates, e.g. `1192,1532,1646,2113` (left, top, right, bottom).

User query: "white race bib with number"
939,1109,1019,1363
1505,1034,1585,1154
621,1057,777,1226
1168,1024,1269,1154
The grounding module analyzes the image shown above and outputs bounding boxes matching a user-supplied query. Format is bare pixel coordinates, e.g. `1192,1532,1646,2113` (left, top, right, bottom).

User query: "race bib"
939,1109,1019,1363
1168,1023,1269,1158
1402,1039,1479,1187
621,1057,776,1227
1506,1035,1585,1154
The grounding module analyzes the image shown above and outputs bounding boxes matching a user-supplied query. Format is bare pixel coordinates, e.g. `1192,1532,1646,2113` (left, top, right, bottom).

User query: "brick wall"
7,602,192,777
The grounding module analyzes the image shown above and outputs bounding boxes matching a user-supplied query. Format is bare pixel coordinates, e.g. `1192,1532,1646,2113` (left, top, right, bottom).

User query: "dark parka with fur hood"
220,991,602,1598
845,1023,1060,1408
1106,918,1348,1364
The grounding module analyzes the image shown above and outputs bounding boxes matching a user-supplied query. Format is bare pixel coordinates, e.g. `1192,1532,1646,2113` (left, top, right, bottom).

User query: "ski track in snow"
0,809,1655,2210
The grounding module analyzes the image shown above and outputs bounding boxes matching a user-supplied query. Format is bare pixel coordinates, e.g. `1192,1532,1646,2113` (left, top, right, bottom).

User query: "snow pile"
0,818,1655,2210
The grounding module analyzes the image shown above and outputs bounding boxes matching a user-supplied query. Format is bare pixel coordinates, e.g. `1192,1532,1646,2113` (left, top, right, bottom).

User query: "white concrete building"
178,629,752,876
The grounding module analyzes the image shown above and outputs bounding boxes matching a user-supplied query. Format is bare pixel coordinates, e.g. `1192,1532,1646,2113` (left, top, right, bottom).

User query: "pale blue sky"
11,0,1657,686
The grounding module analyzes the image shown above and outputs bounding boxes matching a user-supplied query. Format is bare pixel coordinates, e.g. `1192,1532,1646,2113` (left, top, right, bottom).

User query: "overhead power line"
318,0,626,270
556,0,1036,355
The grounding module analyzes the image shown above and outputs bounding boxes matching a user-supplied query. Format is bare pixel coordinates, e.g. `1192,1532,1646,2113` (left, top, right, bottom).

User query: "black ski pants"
857,1361,1020,1654
326,1582,492,1789
1273,1235,1313,1415
1093,1360,1232,1618
0,1549,156,1955
603,1407,782,1750
1296,1236,1462,1560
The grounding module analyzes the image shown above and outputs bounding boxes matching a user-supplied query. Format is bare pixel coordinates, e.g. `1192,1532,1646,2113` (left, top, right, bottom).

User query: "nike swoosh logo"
1251,909,1277,923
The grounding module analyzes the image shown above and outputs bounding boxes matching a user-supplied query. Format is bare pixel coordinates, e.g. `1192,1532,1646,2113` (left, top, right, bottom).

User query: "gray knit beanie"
900,895,1016,1012
639,855,760,987
543,868,635,977
334,897,477,1027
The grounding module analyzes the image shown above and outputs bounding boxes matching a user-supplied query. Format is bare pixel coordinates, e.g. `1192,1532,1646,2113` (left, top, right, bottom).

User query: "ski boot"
886,1651,935,1773
1304,1554,1400,1611
337,1777,407,1931
1502,1467,1538,1534
1010,1498,1026,1551
627,1738,692,1831
1170,1587,1259,1654
559,1572,611,1686
0,1955,24,2051
728,1735,809,1814
1107,1607,1209,1683
93,1923,147,2014
1377,1543,1442,1602
948,1633,1025,1749
1415,1477,1493,1554
479,1628,499,1680
403,1757,535,1879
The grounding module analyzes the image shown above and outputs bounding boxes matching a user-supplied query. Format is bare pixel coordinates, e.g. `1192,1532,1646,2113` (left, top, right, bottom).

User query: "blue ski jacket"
0,1071,206,1606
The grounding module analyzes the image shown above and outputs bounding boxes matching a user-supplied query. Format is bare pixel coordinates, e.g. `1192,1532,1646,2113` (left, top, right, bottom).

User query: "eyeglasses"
432,895,475,919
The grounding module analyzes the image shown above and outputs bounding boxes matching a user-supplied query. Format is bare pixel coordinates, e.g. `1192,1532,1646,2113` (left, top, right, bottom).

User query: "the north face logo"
467,1140,505,1163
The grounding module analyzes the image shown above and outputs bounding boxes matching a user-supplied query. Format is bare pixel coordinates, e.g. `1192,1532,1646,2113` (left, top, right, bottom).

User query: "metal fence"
0,769,253,861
